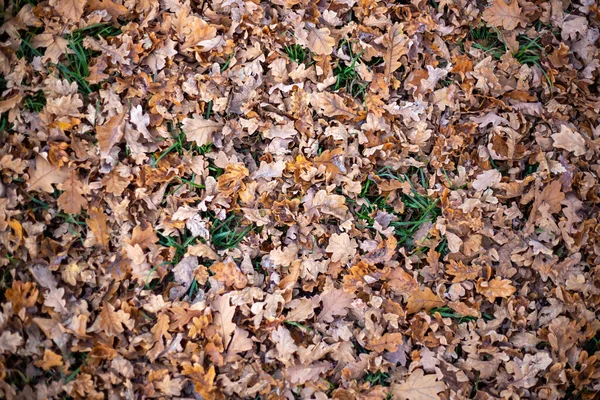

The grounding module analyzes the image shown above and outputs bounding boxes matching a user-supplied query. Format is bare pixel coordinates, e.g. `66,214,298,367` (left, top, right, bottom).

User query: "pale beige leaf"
393,369,447,400
182,115,222,146
482,0,528,31
97,112,126,158
212,294,236,348
57,170,87,214
326,232,357,264
305,24,335,55
473,169,502,191
551,125,586,156
51,0,87,21
27,154,69,193
384,23,410,77
317,287,354,322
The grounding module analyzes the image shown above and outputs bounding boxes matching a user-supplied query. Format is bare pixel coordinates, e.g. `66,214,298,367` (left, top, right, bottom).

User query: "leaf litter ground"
0,0,599,399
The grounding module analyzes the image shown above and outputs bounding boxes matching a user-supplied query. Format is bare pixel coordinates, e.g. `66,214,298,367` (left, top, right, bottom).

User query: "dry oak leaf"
305,24,335,55
387,267,418,295
211,261,248,289
366,332,404,353
87,0,127,19
473,169,502,191
0,331,23,354
446,260,481,283
551,125,586,156
406,287,445,314
86,206,110,247
311,92,357,120
35,349,63,371
217,163,249,197
89,302,133,337
181,363,216,399
57,170,87,214
27,154,69,193
126,225,159,250
482,0,528,31
383,23,410,78
317,287,355,323
182,114,222,146
97,112,126,158
287,361,333,385
393,368,447,400
326,232,358,264
212,294,236,348
476,277,516,301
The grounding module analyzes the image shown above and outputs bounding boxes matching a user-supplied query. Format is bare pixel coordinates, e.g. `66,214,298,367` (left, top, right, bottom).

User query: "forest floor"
0,0,599,399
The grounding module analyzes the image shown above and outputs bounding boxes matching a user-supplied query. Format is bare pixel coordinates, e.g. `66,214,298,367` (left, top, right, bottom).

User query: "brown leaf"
366,332,404,353
305,24,335,55
211,261,248,290
383,23,410,78
97,112,126,158
325,233,357,264
34,349,63,370
551,125,586,156
393,369,447,400
212,294,236,348
86,206,110,247
27,154,69,193
476,278,516,302
57,170,87,214
446,260,481,283
50,0,87,21
182,114,222,146
482,0,528,31
89,302,133,337
317,287,355,323
406,287,445,314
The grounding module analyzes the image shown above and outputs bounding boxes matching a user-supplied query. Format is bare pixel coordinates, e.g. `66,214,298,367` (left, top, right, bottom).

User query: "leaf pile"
1,0,600,399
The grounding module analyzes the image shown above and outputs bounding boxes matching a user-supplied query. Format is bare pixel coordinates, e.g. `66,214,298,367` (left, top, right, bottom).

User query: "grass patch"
365,371,390,387
430,306,493,323
157,230,198,266
468,25,552,89
354,168,441,249
283,44,312,65
210,212,253,250
332,39,368,100
23,90,46,112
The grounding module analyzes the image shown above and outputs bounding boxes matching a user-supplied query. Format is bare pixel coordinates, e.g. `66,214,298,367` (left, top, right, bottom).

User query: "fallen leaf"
482,0,528,31
182,115,222,146
393,368,447,400
406,287,445,314
57,170,87,214
27,154,69,193
317,287,355,323
476,277,516,301
551,125,586,156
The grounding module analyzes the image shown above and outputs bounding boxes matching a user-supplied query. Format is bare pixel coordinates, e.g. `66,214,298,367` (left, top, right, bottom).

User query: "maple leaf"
476,277,516,301
34,349,63,371
27,154,69,193
482,0,528,30
86,207,110,247
182,114,222,146
57,170,87,214
89,302,133,337
551,125,586,156
326,233,358,264
383,23,410,78
406,287,445,314
317,287,355,323
97,112,126,158
393,369,447,400
305,24,335,55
